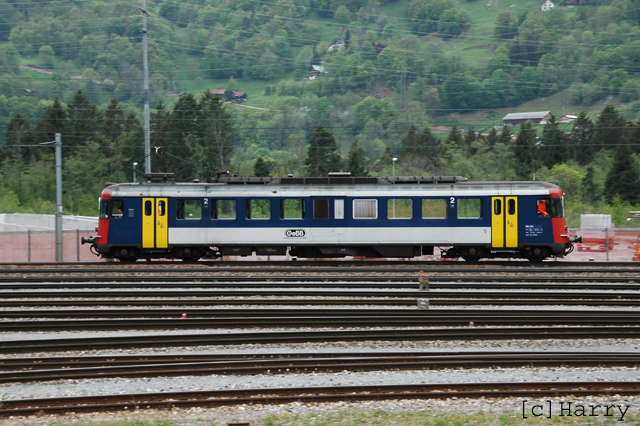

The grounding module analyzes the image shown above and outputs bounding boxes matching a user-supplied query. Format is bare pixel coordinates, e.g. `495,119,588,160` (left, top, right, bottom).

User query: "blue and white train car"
82,175,579,262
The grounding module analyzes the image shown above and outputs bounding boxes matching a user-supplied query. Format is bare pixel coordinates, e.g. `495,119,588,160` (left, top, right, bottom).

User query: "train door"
491,197,518,248
331,198,346,237
142,198,168,248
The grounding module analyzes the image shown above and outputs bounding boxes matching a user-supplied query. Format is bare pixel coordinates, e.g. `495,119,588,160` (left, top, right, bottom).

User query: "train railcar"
81,174,580,262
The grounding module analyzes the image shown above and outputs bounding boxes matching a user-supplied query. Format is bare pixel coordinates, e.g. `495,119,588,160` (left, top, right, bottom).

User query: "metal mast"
54,133,62,262
140,0,151,174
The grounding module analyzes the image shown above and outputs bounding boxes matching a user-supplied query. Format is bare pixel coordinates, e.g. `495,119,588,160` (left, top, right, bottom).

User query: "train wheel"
462,256,479,263
527,247,548,263
113,247,138,263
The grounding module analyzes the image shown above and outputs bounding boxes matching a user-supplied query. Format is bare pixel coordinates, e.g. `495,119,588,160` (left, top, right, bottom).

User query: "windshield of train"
99,200,109,219
550,197,564,218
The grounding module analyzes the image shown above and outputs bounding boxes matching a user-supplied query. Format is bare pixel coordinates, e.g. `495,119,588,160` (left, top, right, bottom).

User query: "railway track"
3,280,640,288
3,308,640,331
1,352,638,383
2,297,640,307
2,382,639,417
4,326,640,354
4,315,640,332
2,261,640,421
2,289,640,299
4,307,637,319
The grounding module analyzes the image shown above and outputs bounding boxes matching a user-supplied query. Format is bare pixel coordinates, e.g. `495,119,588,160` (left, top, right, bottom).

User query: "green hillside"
1,0,640,223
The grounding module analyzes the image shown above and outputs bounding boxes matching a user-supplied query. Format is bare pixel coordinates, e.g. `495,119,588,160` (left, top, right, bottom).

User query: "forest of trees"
2,0,640,226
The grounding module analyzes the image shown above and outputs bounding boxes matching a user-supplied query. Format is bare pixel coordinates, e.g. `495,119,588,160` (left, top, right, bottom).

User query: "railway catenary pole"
38,134,63,261
54,133,62,262
140,1,151,175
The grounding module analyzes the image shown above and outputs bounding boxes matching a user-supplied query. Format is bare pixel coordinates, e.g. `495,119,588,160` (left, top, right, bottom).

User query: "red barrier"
1,228,639,262
0,231,101,262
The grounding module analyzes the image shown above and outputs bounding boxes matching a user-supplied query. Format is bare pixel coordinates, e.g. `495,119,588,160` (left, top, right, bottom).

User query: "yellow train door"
142,198,168,249
491,197,504,248
505,197,518,248
491,196,518,248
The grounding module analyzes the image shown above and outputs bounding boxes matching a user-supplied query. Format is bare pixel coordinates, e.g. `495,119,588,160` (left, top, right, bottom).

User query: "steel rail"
2,265,639,274
4,315,640,332
0,350,635,370
2,307,638,319
1,275,639,284
1,298,640,307
3,280,640,289
2,289,640,299
1,260,634,267
1,352,639,383
2,326,640,354
1,382,639,417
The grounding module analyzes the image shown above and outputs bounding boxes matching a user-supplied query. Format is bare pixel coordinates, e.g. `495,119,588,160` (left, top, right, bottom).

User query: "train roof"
102,176,561,198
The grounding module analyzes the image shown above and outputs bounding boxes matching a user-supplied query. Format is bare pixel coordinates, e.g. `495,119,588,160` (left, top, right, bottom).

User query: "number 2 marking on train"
449,197,455,205
204,198,208,205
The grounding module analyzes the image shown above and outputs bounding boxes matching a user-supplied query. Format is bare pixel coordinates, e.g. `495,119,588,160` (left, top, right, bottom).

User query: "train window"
111,200,124,219
493,199,502,215
508,199,516,215
388,199,412,219
212,199,236,219
313,199,329,219
177,199,202,220
281,199,305,219
246,199,270,219
458,198,482,219
158,200,166,217
100,200,110,219
335,199,345,219
537,198,550,218
422,199,447,219
353,199,377,219
541,198,565,218
144,200,152,216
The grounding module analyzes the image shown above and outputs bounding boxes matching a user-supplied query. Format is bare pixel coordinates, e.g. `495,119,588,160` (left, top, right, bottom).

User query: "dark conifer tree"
200,91,234,173
66,89,102,148
33,96,67,145
539,114,567,168
498,126,513,146
305,124,341,176
486,127,499,147
513,121,537,180
254,157,271,177
415,124,440,163
346,142,368,176
400,125,417,157
628,119,640,155
593,105,628,151
101,98,125,146
604,141,640,205
161,94,201,174
5,113,33,162
582,164,600,205
568,112,594,165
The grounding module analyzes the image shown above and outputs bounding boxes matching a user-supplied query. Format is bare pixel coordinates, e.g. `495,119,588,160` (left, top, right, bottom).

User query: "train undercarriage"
93,242,574,263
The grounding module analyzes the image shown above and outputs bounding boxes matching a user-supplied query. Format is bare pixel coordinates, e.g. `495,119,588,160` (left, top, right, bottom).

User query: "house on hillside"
310,65,328,80
502,111,552,126
229,91,247,102
209,89,225,97
328,40,345,52
558,114,578,123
